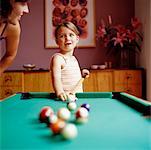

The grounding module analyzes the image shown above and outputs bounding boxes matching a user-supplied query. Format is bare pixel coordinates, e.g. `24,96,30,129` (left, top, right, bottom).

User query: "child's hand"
57,92,77,102
82,69,90,78
57,92,68,101
67,93,77,102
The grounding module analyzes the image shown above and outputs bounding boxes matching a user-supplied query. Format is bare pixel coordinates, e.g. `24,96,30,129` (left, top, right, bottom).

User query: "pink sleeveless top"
51,53,83,93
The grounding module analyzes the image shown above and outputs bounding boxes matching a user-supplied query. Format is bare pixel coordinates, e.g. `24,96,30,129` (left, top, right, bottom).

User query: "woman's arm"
0,22,20,75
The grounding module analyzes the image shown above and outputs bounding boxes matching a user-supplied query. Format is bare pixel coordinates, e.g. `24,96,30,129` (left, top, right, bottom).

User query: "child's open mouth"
65,42,72,46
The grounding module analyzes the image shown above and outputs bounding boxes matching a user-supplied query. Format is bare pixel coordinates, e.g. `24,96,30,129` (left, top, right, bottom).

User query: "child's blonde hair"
55,21,79,42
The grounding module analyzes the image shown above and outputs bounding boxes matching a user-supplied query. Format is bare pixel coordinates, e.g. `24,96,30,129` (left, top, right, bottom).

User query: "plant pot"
120,49,130,68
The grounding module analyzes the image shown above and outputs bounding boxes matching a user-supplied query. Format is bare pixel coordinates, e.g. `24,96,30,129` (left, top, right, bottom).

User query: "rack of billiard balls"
39,101,90,140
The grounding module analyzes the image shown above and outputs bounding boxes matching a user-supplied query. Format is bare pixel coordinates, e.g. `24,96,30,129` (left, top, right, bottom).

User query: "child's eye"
58,34,64,38
70,33,74,37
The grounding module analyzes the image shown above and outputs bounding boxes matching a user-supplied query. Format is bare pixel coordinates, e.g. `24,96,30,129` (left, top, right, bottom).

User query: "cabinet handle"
4,89,13,96
126,89,132,93
4,75,12,83
126,74,132,80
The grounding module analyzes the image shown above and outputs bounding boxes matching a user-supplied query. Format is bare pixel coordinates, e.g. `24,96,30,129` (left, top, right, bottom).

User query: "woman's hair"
55,21,79,41
15,0,30,2
0,0,30,21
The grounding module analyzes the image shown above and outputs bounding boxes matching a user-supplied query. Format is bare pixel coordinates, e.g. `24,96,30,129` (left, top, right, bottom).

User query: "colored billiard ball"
75,107,89,124
67,102,77,111
76,117,88,124
57,107,71,121
76,107,89,118
49,119,66,134
48,114,58,125
81,103,90,112
39,106,54,123
61,123,78,140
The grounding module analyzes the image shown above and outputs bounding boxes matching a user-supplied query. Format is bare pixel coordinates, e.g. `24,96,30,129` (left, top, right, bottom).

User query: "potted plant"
97,15,143,68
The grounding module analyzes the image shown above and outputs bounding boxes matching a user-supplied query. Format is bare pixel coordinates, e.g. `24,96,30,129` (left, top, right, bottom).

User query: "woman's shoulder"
7,21,20,32
0,20,21,41
0,21,20,38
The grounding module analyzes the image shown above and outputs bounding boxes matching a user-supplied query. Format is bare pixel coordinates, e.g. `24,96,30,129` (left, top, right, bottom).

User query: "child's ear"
55,39,58,45
76,36,79,42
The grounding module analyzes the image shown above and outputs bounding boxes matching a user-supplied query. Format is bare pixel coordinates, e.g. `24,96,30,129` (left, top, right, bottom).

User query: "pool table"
0,92,151,150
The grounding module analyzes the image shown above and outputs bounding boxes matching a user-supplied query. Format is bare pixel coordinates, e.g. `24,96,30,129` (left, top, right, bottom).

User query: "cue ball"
67,94,77,102
57,107,71,121
81,103,90,112
61,123,78,140
67,102,77,111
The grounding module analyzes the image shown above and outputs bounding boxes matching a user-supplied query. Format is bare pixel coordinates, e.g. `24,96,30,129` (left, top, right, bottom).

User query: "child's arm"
51,55,67,101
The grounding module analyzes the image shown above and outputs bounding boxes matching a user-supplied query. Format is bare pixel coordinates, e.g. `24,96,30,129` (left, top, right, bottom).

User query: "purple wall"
8,0,134,70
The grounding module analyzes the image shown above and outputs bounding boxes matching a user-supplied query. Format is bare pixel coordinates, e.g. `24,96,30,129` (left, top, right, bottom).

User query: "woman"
0,0,30,75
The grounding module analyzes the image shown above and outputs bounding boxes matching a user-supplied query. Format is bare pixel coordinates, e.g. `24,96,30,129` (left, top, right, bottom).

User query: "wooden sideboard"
0,69,144,100
84,69,143,98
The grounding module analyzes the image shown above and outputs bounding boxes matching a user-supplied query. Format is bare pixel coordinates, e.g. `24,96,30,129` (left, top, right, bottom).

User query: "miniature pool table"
0,92,151,150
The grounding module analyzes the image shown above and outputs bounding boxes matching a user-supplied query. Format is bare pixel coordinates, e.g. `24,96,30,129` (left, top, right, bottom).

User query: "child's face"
56,26,79,52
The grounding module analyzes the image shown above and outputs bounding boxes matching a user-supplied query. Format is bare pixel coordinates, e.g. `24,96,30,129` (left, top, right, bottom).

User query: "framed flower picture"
44,0,96,48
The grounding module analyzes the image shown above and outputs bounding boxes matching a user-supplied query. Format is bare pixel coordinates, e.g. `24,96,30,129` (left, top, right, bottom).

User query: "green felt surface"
0,92,151,150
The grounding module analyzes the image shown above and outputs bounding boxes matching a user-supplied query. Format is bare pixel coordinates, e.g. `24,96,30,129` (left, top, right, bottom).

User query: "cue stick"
70,74,88,94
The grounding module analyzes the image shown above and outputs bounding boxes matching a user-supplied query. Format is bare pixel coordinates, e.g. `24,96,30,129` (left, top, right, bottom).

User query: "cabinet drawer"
83,72,98,92
114,84,142,98
113,70,142,84
0,86,23,100
0,72,24,86
84,71,113,92
96,71,113,91
24,72,54,92
0,87,3,99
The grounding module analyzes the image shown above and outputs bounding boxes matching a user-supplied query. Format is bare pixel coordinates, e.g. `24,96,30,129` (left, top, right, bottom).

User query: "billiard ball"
76,107,89,118
75,107,89,124
67,102,77,111
67,94,77,102
39,106,54,123
49,119,66,134
48,114,58,125
76,117,88,124
61,123,78,140
81,103,90,112
57,107,71,121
